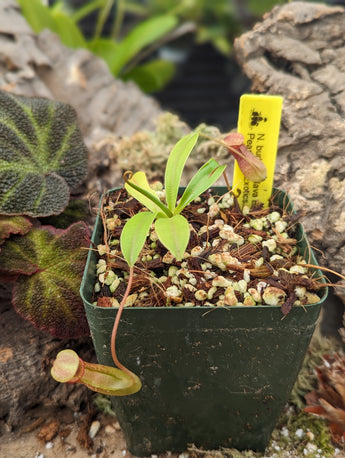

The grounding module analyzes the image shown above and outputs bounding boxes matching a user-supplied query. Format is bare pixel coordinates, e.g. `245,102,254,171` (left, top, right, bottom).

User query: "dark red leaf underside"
9,222,91,339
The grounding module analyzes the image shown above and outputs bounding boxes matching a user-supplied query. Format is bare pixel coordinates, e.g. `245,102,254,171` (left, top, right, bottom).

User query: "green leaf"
88,38,119,72
17,0,87,49
0,215,32,245
211,35,232,56
111,15,178,76
123,59,175,93
165,132,199,212
120,212,155,267
155,214,190,261
0,91,88,217
125,171,170,215
51,11,87,49
0,222,90,339
196,25,232,56
175,159,226,214
16,0,57,34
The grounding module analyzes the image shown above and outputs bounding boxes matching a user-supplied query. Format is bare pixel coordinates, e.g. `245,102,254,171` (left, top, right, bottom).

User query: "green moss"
92,394,117,417
112,113,227,181
268,409,335,457
187,406,335,457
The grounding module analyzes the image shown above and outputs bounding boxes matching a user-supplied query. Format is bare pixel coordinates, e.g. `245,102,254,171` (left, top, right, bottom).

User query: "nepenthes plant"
51,129,268,394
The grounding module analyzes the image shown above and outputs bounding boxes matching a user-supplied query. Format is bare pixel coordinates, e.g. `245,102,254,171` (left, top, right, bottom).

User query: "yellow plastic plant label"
232,94,283,209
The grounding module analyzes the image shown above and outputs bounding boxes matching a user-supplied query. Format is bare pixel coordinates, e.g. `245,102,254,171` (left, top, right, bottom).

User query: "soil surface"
1,401,345,458
0,403,130,458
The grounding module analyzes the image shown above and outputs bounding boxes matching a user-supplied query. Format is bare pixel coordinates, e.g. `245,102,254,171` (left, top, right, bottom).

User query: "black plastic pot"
80,188,328,455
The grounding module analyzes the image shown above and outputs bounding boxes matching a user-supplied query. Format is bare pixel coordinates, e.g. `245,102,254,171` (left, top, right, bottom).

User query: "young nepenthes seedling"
109,130,270,389
51,129,268,395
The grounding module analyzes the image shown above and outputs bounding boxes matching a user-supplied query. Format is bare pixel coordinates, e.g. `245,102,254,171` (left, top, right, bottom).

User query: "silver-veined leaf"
0,91,88,217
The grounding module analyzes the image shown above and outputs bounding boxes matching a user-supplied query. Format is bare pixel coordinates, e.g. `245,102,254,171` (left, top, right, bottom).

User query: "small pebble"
306,430,315,440
306,442,317,453
105,424,116,435
45,442,54,449
281,426,289,437
89,420,101,439
295,428,304,438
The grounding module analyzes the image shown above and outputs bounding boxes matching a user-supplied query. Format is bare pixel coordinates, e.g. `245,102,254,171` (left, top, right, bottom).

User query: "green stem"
110,0,125,41
94,0,115,40
110,266,135,380
71,0,104,23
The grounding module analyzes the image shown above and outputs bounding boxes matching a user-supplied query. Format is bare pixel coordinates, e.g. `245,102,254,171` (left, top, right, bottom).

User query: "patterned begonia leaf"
0,91,88,217
0,222,90,339
39,198,90,229
0,215,32,245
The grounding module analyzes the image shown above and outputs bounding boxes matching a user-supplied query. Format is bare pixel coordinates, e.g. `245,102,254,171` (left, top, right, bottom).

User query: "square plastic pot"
80,188,328,455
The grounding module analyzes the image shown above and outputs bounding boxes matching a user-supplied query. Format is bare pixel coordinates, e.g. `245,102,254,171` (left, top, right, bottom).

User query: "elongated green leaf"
0,91,88,216
155,214,190,261
125,171,170,215
165,132,199,212
0,222,90,339
175,159,226,214
51,11,87,49
17,0,86,49
16,0,57,34
111,15,178,76
120,212,155,267
123,59,176,93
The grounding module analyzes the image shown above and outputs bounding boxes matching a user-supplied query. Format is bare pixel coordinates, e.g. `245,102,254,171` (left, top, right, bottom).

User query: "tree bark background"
234,2,345,282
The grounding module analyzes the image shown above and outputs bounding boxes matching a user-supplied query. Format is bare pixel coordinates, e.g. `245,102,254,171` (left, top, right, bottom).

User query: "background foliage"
16,0,288,93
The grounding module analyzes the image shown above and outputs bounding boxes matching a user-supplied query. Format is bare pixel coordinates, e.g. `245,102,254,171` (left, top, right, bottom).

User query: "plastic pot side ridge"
80,187,328,455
